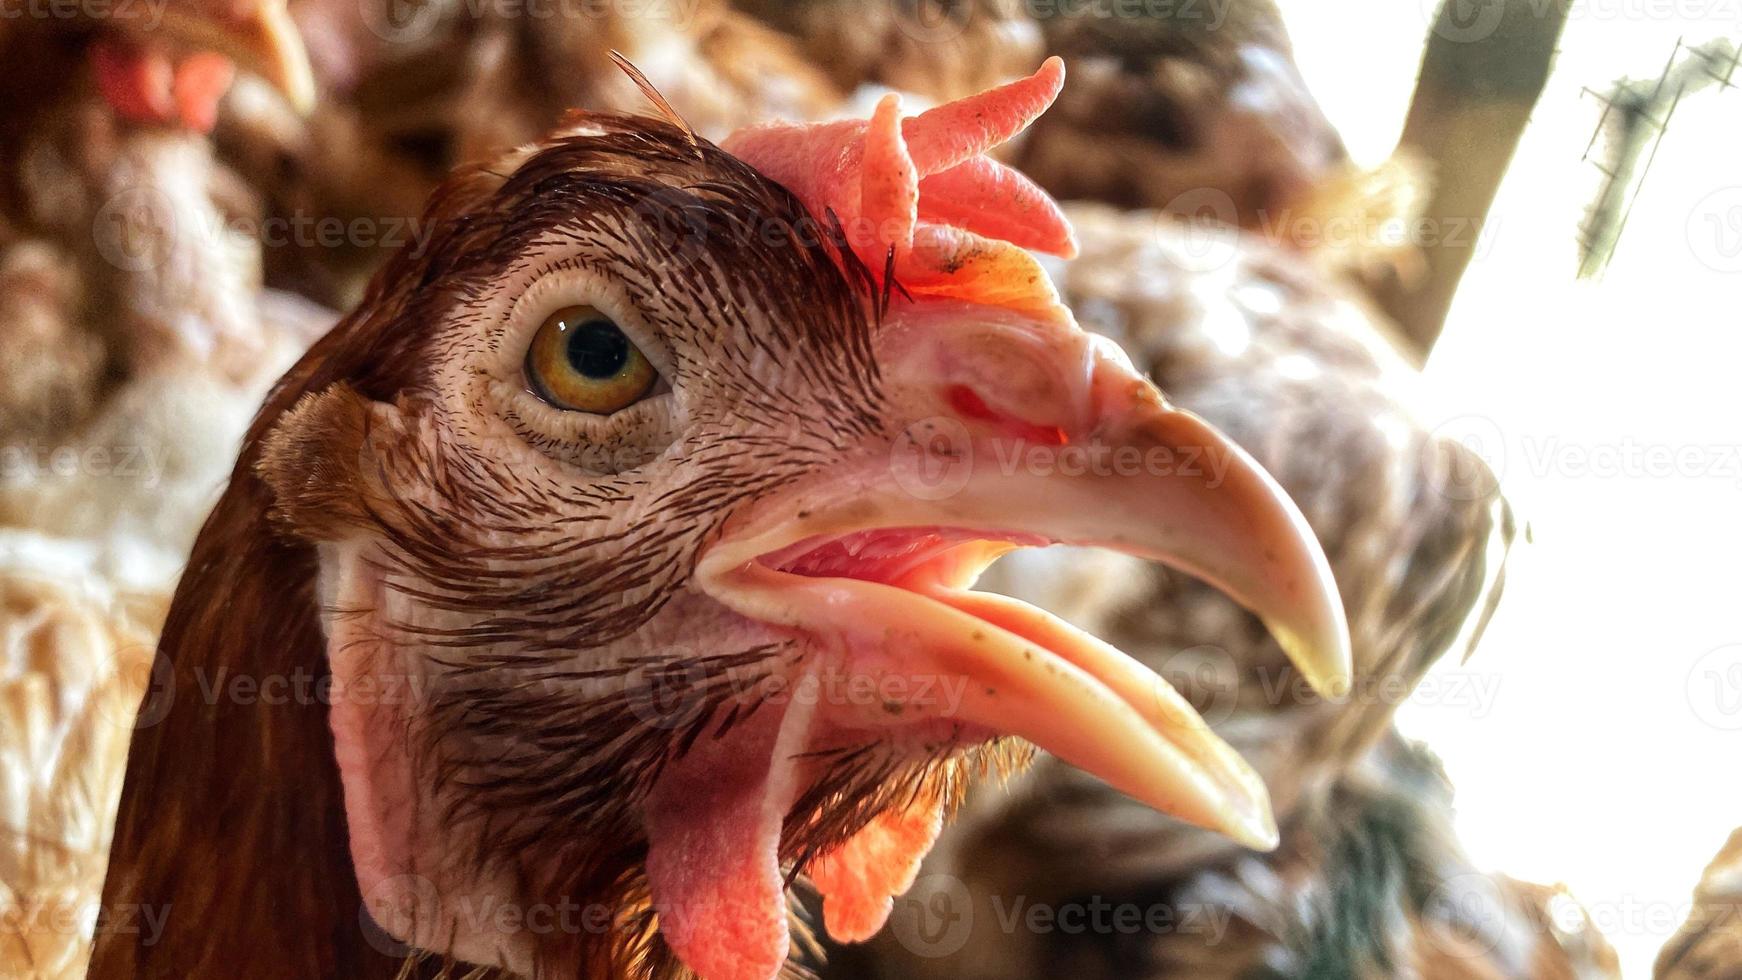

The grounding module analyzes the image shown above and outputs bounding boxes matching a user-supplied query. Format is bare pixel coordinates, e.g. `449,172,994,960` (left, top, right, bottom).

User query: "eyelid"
507,267,677,385
490,371,682,473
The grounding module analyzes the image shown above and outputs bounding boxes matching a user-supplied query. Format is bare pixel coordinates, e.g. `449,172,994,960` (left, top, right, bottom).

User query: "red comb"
723,57,1078,316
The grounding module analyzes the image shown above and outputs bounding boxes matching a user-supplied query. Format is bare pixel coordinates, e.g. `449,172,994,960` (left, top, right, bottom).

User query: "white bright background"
1281,2,1742,975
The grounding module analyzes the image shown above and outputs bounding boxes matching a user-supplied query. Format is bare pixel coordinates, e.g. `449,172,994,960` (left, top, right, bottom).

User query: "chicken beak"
697,305,1351,851
123,0,316,112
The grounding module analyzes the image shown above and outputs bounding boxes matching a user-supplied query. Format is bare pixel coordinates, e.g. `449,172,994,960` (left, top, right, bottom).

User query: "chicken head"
96,60,1349,980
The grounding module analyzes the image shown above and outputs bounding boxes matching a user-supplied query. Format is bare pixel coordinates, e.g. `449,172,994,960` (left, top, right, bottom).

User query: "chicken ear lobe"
257,383,391,541
321,548,542,972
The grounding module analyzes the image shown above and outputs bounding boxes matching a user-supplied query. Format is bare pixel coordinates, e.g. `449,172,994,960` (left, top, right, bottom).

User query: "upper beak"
697,303,1351,852
119,0,315,112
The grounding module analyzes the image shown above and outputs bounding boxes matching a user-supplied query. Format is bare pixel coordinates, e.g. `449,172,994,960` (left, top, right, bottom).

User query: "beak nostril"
945,384,1068,447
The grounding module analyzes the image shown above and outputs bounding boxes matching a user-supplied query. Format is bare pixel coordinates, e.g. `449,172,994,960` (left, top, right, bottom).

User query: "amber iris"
525,306,658,414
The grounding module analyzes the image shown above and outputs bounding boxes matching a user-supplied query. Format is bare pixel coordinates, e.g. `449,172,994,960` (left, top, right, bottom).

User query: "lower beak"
697,307,1350,851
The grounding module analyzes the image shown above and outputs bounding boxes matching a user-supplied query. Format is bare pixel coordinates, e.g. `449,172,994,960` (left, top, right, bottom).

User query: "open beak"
117,0,315,112
697,303,1351,851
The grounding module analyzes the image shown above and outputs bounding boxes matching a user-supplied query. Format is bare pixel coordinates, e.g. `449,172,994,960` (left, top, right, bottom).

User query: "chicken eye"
524,306,658,414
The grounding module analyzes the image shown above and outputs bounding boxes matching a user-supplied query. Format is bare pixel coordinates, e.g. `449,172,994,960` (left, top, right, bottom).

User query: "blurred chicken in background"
217,0,840,308
226,0,1415,309
0,3,322,972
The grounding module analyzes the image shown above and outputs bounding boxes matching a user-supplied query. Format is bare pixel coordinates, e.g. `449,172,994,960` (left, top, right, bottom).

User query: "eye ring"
524,305,660,414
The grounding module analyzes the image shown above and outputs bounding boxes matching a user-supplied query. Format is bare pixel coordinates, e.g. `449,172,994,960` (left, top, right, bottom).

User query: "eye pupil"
525,304,657,414
564,318,631,379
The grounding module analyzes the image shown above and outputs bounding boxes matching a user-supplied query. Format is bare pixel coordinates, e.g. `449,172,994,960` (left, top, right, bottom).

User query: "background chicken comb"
723,57,1079,317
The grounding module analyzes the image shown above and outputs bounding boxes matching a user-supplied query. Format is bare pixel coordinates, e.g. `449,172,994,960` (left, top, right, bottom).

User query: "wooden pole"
1378,0,1572,359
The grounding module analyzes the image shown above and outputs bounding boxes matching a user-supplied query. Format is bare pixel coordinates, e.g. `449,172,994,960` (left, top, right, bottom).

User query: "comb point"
861,93,919,258
721,59,1075,316
903,56,1067,176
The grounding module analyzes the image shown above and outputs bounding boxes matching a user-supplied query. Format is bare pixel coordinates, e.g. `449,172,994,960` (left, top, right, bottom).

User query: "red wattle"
808,796,946,942
645,694,819,980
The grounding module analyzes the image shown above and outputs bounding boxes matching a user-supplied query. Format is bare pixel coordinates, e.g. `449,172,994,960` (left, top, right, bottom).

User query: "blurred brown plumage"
223,0,841,308
0,7,321,975
1658,830,1742,980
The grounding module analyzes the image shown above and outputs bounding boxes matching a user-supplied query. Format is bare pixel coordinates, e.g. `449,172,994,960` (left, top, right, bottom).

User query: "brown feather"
607,52,697,147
